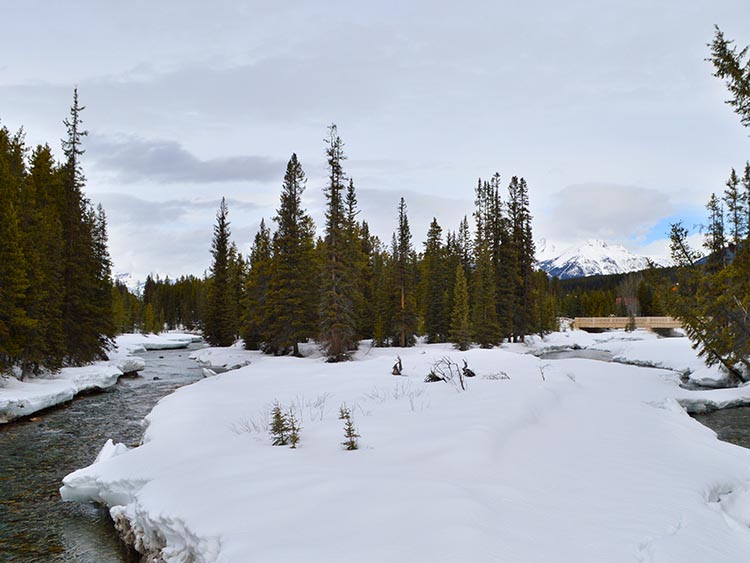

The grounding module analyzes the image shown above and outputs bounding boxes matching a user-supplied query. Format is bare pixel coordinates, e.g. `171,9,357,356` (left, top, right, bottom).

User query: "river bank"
0,344,205,562
62,330,750,563
0,333,201,424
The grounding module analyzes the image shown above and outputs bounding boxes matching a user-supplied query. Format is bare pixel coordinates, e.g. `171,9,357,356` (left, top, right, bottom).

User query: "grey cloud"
87,134,285,184
93,192,260,226
540,183,673,242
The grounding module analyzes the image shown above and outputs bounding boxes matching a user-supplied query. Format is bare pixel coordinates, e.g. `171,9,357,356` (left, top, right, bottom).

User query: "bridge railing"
572,316,682,330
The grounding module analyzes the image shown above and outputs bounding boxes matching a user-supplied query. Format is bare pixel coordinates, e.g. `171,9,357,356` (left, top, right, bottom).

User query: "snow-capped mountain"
114,272,143,293
537,239,668,280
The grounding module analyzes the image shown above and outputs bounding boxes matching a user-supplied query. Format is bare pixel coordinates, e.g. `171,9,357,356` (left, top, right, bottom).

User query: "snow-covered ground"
62,331,750,563
0,332,200,423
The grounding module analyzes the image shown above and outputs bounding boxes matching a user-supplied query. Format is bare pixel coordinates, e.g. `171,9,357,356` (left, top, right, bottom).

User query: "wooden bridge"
572,316,682,330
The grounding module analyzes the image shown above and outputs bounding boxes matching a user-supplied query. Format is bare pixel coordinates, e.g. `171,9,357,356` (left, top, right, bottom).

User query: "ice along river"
0,344,205,563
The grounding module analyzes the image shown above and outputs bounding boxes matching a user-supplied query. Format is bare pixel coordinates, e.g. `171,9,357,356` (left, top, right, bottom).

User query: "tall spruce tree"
704,193,727,271
59,89,114,364
266,154,317,355
471,179,500,347
241,219,272,350
724,168,745,247
449,264,471,351
420,218,448,343
204,198,236,346
319,124,358,361
0,128,32,372
392,198,418,347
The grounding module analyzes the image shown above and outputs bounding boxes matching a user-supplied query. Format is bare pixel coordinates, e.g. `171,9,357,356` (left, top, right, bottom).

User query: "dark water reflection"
0,344,204,563
693,407,750,450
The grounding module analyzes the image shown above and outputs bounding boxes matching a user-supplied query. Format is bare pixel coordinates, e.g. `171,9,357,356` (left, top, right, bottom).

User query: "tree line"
0,90,114,374
203,125,558,360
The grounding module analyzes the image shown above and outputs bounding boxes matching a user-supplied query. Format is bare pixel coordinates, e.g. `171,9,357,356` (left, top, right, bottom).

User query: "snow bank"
115,332,197,352
189,342,254,374
0,363,122,423
62,340,750,563
0,332,170,423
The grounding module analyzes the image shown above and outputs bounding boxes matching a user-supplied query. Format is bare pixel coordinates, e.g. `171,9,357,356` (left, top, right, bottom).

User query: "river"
0,344,205,563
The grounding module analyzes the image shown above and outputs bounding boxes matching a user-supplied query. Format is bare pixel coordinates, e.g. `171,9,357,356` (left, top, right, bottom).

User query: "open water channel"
0,344,205,562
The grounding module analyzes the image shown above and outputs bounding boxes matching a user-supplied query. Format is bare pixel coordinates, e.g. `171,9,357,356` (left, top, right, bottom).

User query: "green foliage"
0,90,116,373
449,264,472,350
270,403,290,446
709,27,750,129
392,198,419,347
241,219,272,350
339,405,360,450
318,124,358,361
265,154,318,356
287,408,301,449
204,198,237,347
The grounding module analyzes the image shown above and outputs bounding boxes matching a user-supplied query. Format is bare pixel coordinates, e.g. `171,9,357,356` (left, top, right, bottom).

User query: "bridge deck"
572,316,682,330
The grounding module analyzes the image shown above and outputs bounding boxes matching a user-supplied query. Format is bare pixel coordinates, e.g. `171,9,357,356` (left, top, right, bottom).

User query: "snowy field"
0,332,199,423
61,330,750,563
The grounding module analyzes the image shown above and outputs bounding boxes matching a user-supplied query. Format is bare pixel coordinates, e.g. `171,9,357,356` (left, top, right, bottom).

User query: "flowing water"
0,344,205,563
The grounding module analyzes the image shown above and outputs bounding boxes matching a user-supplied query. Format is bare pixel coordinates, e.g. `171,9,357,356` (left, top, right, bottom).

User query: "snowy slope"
61,336,750,563
538,239,668,279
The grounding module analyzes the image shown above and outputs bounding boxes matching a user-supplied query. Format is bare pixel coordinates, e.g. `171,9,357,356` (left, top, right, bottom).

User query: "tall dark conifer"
242,219,272,350
266,154,317,355
59,89,114,363
319,124,358,361
204,198,235,346
393,198,418,347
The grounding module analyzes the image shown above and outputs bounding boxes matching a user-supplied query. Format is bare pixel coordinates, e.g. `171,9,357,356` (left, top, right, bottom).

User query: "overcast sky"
2,1,749,280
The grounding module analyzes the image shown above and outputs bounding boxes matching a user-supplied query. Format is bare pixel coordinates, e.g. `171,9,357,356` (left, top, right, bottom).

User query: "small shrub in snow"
424,356,466,391
339,404,360,450
287,408,301,449
270,403,290,446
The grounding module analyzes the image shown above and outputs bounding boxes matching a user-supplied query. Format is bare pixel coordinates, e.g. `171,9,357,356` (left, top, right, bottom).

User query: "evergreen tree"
242,219,272,350
266,154,317,355
471,179,500,347
59,89,114,364
392,198,418,347
703,192,727,271
723,168,745,247
0,129,32,372
204,198,235,346
420,218,448,343
319,124,358,361
743,162,750,236
449,264,472,351
709,27,750,129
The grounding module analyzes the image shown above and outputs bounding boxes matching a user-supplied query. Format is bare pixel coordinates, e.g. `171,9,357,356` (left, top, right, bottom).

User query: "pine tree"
266,154,317,355
339,405,360,450
742,162,750,237
471,179,500,347
704,192,727,272
709,27,750,129
204,198,235,346
724,168,745,247
420,218,448,343
392,198,418,347
319,124,358,361
0,128,33,372
270,403,290,446
242,219,272,350
59,89,114,364
449,264,471,351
